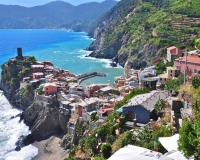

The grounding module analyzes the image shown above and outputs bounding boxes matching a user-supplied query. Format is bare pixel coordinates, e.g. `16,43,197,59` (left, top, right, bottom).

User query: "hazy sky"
0,0,109,7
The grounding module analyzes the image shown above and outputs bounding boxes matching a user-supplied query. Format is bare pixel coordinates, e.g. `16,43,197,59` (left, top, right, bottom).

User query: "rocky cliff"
87,0,200,68
0,56,70,142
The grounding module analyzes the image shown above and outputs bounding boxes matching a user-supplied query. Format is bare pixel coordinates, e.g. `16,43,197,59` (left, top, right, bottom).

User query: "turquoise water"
0,29,123,84
0,30,124,159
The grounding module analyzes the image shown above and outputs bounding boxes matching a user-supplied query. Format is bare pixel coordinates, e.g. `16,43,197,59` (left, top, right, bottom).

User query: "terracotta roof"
175,55,200,64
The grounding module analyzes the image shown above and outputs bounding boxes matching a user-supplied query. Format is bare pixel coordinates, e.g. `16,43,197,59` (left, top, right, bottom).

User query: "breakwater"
76,72,106,84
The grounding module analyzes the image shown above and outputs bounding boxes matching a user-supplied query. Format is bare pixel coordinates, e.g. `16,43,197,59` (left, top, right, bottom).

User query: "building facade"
174,54,200,77
167,46,182,62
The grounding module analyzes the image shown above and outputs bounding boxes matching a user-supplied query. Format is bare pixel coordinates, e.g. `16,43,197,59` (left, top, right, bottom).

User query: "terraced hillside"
87,0,200,69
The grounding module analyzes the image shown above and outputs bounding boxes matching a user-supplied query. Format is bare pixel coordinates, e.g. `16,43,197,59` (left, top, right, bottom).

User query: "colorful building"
174,53,200,77
33,72,44,79
122,91,168,124
31,65,44,73
167,46,182,62
159,67,180,84
43,83,58,96
86,84,101,97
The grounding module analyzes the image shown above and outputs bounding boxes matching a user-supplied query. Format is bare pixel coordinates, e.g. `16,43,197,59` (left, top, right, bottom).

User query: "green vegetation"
192,75,200,89
37,88,44,95
178,101,200,160
28,56,36,64
90,112,99,122
98,0,200,64
9,78,15,85
16,60,23,66
155,60,173,75
165,74,184,92
20,87,27,95
154,99,166,115
101,143,112,158
195,36,200,49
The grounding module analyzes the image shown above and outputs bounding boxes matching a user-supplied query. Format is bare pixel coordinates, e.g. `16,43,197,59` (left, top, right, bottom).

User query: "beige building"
124,61,131,79
159,67,180,83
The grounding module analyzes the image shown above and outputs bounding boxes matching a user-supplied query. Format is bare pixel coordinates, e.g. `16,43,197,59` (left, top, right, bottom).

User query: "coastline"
32,134,67,160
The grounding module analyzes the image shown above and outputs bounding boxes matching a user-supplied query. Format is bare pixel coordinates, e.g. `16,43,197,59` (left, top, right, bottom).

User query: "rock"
109,62,117,67
19,112,24,122
10,116,15,119
23,134,35,146
15,146,21,151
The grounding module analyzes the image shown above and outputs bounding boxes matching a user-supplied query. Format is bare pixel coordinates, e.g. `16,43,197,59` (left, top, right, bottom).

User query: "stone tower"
124,61,131,79
16,48,23,59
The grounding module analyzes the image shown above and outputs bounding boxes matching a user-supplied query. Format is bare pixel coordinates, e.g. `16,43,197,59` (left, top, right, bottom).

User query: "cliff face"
0,57,70,141
87,0,200,68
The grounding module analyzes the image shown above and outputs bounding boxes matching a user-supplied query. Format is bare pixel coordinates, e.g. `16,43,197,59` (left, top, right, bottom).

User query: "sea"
0,29,123,159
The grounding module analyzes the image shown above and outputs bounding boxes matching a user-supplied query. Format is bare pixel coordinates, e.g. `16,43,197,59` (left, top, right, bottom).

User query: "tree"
178,116,200,159
79,138,86,152
165,79,177,91
154,99,166,115
195,37,200,49
192,75,200,89
87,136,98,154
101,143,112,159
91,112,99,122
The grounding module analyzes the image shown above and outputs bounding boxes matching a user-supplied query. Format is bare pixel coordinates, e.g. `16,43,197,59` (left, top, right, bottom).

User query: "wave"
53,51,61,54
0,93,38,160
5,145,38,160
81,35,95,40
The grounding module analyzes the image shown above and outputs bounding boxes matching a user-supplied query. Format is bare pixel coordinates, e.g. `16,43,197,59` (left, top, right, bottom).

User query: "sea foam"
0,92,38,160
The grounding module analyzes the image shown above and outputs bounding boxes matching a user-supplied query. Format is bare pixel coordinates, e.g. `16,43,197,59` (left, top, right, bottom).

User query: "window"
46,88,48,90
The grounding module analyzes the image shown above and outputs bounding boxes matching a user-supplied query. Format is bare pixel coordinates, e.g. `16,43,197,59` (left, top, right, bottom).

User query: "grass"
180,83,200,100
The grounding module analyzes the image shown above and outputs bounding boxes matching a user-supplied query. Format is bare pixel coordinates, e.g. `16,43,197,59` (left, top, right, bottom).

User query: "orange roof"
175,55,200,64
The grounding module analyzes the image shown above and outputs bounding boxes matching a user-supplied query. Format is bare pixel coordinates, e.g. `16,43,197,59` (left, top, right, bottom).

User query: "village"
5,46,200,159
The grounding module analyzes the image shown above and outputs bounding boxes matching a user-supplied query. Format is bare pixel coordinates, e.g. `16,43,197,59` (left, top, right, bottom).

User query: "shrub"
154,57,163,64
20,87,27,95
9,78,15,85
28,56,36,64
37,88,44,95
101,143,112,159
192,75,200,89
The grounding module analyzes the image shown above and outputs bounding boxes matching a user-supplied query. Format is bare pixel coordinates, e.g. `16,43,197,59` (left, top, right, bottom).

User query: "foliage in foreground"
101,143,112,159
178,101,200,159
191,75,200,89
165,74,184,92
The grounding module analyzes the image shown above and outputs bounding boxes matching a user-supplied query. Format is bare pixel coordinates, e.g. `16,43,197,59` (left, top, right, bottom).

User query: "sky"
0,0,108,7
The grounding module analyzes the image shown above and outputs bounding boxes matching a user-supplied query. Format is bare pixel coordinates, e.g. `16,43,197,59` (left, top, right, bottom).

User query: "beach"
32,134,67,160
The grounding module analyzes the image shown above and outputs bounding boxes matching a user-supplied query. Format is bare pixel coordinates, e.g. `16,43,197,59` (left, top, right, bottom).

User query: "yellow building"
159,67,180,83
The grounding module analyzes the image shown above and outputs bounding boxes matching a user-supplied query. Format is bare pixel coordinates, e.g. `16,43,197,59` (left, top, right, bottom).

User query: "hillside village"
1,45,200,159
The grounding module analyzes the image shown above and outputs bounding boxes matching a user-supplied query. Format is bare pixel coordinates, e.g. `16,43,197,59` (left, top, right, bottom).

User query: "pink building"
167,46,182,62
78,105,83,117
43,83,58,96
174,54,200,77
33,72,44,79
31,65,44,73
86,84,101,97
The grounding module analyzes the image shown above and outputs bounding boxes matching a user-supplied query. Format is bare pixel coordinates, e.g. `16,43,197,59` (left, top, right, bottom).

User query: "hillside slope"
87,0,200,68
0,0,118,31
